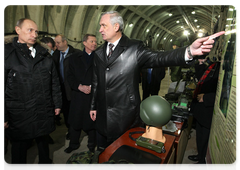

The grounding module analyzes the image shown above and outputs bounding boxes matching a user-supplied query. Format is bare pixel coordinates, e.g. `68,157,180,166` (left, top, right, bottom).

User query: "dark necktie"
60,52,65,83
107,43,114,59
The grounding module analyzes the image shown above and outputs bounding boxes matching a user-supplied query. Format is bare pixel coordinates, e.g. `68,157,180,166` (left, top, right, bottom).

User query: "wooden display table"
98,127,176,163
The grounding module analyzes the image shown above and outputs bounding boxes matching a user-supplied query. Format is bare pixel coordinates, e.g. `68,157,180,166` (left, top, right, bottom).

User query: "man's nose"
32,32,38,38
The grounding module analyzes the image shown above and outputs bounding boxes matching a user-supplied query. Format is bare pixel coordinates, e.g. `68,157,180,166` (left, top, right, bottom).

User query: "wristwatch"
187,46,193,58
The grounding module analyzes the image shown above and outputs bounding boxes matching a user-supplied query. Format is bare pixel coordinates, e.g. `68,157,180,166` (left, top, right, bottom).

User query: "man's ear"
83,41,86,46
15,26,21,35
63,40,68,46
114,23,120,32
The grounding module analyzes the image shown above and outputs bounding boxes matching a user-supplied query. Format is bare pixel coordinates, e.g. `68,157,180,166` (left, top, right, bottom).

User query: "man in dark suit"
52,34,81,139
141,67,165,100
64,34,97,153
188,58,220,164
89,11,225,149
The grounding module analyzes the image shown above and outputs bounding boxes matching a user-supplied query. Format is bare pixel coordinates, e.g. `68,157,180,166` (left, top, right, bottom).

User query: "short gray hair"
101,11,124,32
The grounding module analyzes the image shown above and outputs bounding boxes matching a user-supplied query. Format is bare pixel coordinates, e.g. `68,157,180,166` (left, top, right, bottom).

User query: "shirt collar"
107,37,121,50
29,46,36,58
61,47,69,57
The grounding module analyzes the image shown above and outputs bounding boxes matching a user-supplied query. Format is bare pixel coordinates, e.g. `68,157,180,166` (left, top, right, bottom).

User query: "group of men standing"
4,11,224,164
5,18,98,163
51,34,98,154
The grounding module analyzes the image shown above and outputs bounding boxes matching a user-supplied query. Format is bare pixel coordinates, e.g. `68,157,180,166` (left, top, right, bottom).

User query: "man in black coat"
141,67,165,100
4,18,62,163
89,11,225,149
52,35,81,138
64,34,97,153
188,58,220,164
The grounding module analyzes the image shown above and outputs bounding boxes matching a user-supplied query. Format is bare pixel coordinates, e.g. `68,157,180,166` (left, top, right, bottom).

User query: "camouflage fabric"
66,151,94,164
65,151,137,170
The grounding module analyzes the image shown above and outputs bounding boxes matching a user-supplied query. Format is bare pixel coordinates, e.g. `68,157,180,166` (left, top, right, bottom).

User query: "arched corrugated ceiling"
4,5,223,51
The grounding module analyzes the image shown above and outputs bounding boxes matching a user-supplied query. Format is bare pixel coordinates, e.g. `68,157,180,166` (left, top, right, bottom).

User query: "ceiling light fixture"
198,32,203,37
184,30,189,35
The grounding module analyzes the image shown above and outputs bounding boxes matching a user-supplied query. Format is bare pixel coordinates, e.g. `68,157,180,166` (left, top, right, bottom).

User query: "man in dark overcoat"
52,35,81,138
89,11,225,149
4,18,62,163
64,34,97,153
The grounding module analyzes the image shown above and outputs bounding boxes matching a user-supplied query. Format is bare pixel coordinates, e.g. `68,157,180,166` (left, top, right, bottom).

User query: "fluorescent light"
184,30,189,35
198,32,203,37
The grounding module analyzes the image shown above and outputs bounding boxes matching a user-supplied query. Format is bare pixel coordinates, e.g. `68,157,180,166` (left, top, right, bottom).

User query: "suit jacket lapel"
107,34,129,65
107,44,124,65
95,43,107,63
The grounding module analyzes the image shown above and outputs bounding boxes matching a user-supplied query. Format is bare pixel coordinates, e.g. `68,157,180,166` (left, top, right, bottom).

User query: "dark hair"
16,18,36,28
40,37,55,47
83,34,96,42
56,34,68,43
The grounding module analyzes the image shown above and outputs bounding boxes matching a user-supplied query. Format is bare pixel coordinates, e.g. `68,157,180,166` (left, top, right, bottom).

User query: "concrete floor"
4,70,198,164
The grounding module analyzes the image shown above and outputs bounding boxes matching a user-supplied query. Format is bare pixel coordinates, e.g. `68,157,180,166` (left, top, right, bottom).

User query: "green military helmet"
172,40,181,47
140,95,172,127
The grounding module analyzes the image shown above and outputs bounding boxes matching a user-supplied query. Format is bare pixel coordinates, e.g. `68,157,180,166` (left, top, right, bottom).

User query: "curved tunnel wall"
0,0,223,50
